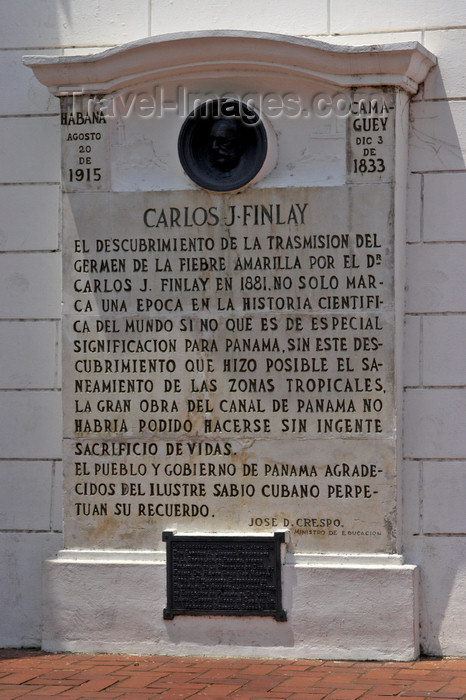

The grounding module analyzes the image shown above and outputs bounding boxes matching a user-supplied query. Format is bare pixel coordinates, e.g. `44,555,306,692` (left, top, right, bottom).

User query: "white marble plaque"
61,94,110,192
63,180,396,553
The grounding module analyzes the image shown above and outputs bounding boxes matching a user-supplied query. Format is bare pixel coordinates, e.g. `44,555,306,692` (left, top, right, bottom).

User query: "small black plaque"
162,532,287,621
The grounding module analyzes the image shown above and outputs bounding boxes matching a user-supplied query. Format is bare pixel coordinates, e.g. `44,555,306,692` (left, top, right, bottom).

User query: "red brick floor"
0,651,465,700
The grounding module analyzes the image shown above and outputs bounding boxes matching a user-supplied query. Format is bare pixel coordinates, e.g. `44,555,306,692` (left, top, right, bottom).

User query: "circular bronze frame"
178,99,268,192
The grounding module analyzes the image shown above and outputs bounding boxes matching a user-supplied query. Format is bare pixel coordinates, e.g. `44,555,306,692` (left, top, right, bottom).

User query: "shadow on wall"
404,61,466,656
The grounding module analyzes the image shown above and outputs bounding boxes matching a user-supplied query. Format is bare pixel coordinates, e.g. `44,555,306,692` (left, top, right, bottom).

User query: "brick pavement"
0,651,465,700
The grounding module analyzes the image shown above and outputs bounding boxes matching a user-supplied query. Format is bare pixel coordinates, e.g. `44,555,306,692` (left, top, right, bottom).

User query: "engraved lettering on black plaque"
162,532,287,621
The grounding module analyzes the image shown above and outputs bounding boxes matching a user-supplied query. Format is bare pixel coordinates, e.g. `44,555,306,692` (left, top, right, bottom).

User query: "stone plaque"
63,168,396,554
26,32,435,657
163,531,286,620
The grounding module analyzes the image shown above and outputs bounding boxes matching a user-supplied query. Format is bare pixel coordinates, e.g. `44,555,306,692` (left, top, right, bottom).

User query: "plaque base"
42,550,419,660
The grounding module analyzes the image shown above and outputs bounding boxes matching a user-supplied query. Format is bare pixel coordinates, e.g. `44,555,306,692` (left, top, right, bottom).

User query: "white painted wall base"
42,550,419,660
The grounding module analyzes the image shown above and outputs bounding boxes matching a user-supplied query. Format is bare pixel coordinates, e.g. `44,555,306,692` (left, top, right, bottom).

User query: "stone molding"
23,30,436,96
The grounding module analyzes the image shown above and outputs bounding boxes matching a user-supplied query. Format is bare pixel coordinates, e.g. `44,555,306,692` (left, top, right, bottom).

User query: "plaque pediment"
23,30,435,96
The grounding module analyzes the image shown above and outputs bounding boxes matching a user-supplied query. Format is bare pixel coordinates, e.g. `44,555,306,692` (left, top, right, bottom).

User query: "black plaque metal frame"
162,532,287,621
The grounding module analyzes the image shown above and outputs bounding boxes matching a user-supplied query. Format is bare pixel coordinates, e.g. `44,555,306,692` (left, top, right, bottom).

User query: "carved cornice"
23,30,436,96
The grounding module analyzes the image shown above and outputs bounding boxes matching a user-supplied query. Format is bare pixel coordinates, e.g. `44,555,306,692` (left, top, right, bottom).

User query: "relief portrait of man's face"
178,100,267,191
209,119,245,172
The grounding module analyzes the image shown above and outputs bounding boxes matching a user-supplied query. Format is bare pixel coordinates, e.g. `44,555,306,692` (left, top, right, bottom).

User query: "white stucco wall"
0,0,464,655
